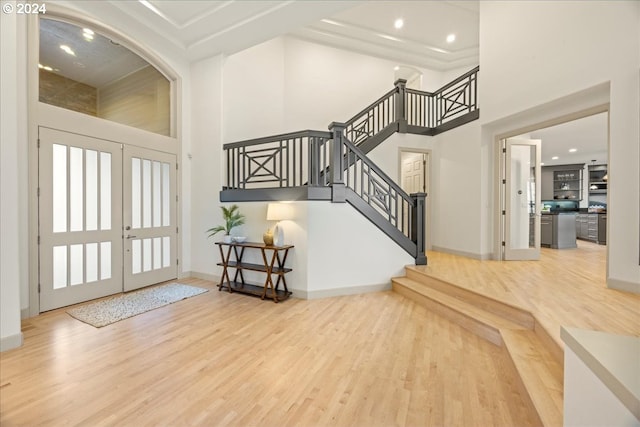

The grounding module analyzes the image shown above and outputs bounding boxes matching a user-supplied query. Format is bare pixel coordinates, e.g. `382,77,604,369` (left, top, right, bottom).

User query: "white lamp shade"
266,203,293,221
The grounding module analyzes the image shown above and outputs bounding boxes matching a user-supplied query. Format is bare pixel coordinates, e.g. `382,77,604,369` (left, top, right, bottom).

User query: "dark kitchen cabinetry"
576,213,606,245
553,169,582,201
542,213,577,249
542,164,584,202
588,164,607,196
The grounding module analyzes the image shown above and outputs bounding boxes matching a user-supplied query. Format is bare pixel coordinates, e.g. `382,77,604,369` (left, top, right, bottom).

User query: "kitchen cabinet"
588,164,607,196
542,164,584,201
542,213,577,249
541,168,554,201
553,169,583,201
576,213,606,245
575,214,589,240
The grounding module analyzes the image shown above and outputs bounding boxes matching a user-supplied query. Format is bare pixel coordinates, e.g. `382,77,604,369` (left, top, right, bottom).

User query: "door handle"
126,235,137,239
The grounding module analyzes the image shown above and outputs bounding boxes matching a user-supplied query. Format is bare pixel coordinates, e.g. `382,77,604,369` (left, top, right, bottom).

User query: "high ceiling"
102,0,479,70
42,1,606,161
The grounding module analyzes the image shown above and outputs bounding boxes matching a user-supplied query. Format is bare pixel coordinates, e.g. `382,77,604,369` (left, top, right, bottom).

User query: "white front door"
503,138,541,260
39,127,123,311
39,128,178,310
122,146,177,291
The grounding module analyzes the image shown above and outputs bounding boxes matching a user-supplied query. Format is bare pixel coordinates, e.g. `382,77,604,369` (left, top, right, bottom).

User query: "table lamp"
265,203,293,246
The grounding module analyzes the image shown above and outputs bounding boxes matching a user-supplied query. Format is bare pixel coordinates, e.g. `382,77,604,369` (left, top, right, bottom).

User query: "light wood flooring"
415,240,640,349
1,281,537,426
2,240,637,426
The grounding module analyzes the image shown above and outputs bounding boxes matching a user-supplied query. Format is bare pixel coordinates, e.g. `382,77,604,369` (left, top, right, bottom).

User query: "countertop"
561,327,640,420
541,211,578,215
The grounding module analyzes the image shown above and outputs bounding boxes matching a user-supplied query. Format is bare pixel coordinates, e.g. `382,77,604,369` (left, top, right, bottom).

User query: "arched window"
39,17,172,136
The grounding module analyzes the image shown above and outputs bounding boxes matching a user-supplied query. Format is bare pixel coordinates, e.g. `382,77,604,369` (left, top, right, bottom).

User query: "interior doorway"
399,148,431,250
495,110,609,268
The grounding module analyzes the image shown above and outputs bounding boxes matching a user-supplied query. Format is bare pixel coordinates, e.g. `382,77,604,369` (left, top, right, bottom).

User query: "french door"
39,127,177,311
503,138,541,260
123,145,177,291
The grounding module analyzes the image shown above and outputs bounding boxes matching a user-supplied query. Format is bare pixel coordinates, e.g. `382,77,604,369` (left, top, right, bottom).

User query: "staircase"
220,67,479,265
392,266,564,427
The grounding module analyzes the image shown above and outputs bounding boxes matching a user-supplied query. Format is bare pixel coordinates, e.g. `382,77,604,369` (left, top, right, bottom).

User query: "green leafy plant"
207,204,246,237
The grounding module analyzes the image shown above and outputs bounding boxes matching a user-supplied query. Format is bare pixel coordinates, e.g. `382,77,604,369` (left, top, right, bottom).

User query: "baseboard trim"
296,282,391,300
607,277,640,295
430,246,491,260
183,272,392,300
1,332,24,352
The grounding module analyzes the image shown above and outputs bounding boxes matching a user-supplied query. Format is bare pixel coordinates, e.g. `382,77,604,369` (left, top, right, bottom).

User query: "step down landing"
392,271,564,427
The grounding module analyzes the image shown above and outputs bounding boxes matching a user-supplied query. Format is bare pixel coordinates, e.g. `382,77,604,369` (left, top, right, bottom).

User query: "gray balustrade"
220,67,479,264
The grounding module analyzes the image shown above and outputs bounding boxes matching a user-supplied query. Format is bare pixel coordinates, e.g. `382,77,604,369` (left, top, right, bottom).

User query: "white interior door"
400,150,430,249
504,138,541,260
401,152,426,194
39,127,123,311
123,146,177,291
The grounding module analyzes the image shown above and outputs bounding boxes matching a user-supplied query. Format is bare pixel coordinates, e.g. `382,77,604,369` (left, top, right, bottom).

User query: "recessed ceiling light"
446,33,456,43
541,162,545,166
60,44,75,56
394,18,404,29
552,156,559,160
569,148,577,152
394,66,399,71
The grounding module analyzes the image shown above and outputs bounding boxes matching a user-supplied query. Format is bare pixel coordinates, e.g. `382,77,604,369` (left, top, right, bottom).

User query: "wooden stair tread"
404,266,535,329
392,272,564,427
392,277,526,332
501,329,564,427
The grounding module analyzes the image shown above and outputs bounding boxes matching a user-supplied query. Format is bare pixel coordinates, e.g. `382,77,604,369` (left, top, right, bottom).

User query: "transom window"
39,17,172,136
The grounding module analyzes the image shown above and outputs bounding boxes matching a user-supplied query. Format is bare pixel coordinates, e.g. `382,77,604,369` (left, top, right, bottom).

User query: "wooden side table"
215,241,293,303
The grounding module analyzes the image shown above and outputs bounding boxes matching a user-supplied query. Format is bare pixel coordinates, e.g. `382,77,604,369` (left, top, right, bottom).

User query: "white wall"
1,3,25,351
222,38,286,142
189,55,224,278
305,202,413,298
479,1,640,289
283,37,444,131
186,35,458,291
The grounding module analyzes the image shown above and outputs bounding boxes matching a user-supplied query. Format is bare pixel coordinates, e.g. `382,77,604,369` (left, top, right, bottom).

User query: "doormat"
67,283,208,328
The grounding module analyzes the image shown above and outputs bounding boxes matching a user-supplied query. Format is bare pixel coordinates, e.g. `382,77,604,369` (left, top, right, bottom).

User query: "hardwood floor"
1,280,538,426
413,240,640,349
2,240,635,426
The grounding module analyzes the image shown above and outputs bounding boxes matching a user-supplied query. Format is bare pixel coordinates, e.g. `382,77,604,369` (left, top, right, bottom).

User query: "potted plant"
207,204,246,243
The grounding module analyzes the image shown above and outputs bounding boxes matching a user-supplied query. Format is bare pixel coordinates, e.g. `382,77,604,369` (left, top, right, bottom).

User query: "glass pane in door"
509,144,537,250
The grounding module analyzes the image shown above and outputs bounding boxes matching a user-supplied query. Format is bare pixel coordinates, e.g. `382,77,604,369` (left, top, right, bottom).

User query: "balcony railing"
220,66,479,264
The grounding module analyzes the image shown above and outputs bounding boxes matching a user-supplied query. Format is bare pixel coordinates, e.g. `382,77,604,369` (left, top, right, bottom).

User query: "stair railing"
221,67,480,264
344,87,397,147
223,130,332,190
331,122,426,263
405,65,479,131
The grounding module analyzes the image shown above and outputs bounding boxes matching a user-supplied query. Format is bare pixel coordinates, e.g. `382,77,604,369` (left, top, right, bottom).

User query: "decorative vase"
273,223,284,247
223,235,233,244
263,229,274,246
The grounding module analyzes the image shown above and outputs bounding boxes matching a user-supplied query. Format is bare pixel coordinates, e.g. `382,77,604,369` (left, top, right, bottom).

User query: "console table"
215,241,293,303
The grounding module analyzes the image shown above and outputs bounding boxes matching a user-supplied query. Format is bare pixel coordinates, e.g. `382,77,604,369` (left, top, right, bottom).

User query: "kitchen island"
541,212,577,249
